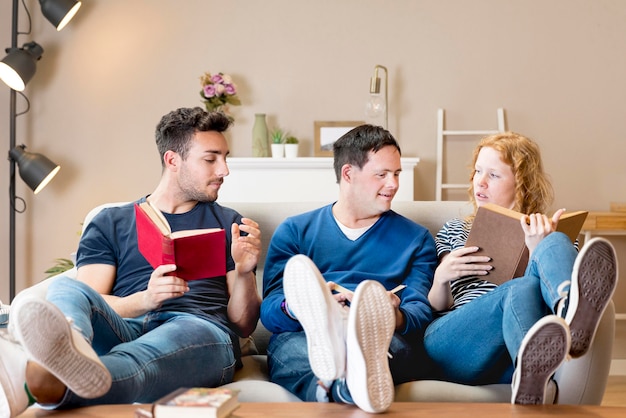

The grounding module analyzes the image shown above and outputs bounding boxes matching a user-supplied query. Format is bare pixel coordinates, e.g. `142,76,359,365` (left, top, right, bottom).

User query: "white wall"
1,0,625,307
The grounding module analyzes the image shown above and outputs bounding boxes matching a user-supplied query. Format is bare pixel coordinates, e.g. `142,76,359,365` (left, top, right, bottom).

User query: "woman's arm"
429,247,492,311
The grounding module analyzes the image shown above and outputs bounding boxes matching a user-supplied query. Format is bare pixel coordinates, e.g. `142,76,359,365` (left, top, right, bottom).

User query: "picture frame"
314,121,364,157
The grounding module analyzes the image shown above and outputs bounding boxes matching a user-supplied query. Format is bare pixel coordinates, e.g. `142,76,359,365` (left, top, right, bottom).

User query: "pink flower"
224,84,236,95
211,74,224,84
203,85,216,98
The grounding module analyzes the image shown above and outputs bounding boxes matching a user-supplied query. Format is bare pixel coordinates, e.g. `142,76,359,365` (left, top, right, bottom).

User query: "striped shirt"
435,218,497,312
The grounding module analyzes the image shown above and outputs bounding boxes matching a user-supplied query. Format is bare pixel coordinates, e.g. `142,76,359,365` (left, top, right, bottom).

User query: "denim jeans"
267,329,430,402
423,232,577,385
44,277,237,407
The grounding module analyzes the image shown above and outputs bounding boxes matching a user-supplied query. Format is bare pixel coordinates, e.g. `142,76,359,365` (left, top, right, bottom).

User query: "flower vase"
252,114,270,157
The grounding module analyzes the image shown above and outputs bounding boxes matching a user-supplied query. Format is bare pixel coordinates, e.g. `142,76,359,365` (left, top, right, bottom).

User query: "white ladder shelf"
435,108,507,201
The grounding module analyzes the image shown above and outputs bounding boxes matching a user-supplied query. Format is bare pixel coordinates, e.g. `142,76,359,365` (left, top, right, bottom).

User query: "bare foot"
25,361,67,404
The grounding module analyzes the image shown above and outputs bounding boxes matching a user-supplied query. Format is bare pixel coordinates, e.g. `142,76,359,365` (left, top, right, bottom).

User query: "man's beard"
178,179,220,203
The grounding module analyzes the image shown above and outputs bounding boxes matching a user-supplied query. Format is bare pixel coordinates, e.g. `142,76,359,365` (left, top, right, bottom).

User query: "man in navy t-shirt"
1,108,262,417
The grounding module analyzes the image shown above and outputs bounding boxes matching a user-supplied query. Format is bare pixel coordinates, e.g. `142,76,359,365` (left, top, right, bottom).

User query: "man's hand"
329,282,407,330
142,264,189,311
231,218,261,274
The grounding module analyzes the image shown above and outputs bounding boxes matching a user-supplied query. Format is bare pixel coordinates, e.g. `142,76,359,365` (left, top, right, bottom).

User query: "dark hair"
155,107,232,167
332,124,401,182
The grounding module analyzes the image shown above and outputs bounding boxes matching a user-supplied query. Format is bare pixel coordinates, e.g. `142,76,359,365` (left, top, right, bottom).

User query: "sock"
331,378,354,405
24,383,37,406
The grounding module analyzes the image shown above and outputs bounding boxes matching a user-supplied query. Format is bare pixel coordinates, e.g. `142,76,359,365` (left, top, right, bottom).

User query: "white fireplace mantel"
218,157,420,203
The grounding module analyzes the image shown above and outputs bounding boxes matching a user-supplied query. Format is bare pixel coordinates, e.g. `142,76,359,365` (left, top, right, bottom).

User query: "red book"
134,202,226,280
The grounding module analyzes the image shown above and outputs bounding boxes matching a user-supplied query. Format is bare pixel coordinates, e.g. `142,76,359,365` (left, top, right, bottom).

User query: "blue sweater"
260,204,437,336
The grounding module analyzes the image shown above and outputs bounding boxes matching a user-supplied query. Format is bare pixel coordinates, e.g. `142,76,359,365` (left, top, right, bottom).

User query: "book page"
138,202,171,236
170,228,223,239
146,200,172,235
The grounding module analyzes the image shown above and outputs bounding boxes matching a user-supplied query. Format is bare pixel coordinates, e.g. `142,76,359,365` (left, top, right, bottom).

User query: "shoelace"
556,280,571,319
0,301,10,325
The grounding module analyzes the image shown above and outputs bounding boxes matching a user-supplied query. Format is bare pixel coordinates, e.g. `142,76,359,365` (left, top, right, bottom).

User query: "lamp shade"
9,145,60,194
39,0,82,31
0,42,44,91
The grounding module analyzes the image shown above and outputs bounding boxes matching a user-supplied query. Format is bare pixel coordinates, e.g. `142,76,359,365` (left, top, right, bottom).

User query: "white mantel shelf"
219,157,420,203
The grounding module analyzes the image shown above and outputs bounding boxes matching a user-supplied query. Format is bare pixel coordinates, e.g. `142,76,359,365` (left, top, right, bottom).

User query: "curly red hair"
468,132,553,215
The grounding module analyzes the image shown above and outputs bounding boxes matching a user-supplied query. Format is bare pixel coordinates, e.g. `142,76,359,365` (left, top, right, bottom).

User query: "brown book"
465,203,588,285
152,387,239,418
134,201,226,281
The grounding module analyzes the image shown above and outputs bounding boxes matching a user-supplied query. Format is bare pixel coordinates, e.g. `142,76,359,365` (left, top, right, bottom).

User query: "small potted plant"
284,136,299,158
270,128,285,158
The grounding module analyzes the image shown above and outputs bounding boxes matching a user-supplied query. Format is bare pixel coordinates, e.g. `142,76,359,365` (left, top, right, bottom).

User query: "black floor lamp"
1,0,81,302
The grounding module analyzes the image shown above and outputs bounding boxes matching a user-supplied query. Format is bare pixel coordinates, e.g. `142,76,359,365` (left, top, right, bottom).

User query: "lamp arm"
373,65,388,129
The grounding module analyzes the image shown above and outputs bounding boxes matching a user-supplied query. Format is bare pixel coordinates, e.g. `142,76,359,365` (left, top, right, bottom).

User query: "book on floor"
152,387,239,418
134,201,226,280
465,203,588,285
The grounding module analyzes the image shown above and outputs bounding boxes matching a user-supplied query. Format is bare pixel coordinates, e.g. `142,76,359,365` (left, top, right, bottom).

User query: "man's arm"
226,218,262,337
77,263,189,318
259,220,305,334
396,230,438,335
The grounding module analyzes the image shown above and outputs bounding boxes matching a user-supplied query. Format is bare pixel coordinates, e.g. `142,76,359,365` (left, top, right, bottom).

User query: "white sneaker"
346,280,395,413
511,315,570,405
0,333,30,418
283,255,348,381
12,296,112,399
561,237,619,358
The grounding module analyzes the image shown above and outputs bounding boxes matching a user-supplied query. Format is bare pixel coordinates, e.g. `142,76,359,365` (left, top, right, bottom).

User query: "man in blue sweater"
260,125,437,413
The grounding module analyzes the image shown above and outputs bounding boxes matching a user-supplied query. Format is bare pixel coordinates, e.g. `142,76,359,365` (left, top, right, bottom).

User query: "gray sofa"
12,200,615,405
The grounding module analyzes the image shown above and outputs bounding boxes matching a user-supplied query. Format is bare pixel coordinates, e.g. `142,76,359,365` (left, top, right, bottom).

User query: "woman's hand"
429,247,492,311
434,246,492,286
520,209,564,255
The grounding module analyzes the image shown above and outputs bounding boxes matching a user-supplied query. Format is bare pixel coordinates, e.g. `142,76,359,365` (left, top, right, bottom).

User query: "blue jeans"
267,329,430,402
44,277,237,407
423,232,577,385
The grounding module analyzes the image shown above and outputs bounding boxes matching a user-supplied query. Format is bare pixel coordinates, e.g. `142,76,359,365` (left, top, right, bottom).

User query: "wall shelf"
219,157,420,202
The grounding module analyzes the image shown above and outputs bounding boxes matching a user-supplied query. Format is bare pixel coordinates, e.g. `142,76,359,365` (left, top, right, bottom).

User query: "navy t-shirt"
76,197,243,335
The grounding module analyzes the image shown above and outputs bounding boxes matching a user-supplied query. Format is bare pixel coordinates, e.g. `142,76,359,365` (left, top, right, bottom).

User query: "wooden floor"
602,375,626,406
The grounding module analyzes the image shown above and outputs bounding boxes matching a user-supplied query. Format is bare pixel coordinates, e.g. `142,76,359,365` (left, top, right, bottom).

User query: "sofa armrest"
13,269,76,302
553,300,615,404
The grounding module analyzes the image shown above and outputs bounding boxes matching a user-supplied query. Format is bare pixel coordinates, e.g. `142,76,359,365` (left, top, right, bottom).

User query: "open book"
465,203,588,285
134,201,226,281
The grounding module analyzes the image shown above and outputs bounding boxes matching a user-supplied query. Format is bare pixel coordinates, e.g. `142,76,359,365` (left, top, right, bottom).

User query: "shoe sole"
283,255,346,381
347,281,395,413
13,297,112,399
566,238,618,358
512,316,570,405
